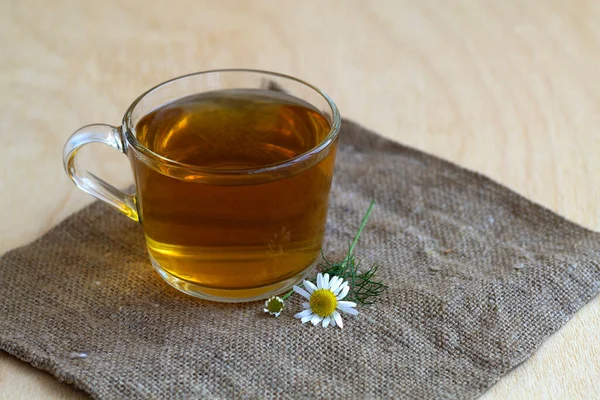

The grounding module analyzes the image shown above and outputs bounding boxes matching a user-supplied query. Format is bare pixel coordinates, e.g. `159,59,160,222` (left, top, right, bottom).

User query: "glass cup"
63,69,341,302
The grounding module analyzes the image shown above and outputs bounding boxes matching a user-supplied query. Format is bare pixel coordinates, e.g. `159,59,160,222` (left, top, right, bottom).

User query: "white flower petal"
301,314,314,324
311,315,323,325
273,311,281,317
322,273,330,289
337,303,359,315
302,302,310,308
330,317,336,327
338,300,357,308
263,308,269,313
316,273,324,288
264,300,269,307
304,280,317,294
329,277,342,293
337,284,350,300
333,281,347,296
333,310,344,329
294,309,313,319
293,285,311,300
322,316,331,328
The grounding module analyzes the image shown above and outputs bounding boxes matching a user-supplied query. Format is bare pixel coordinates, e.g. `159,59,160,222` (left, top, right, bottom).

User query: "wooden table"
1,0,599,398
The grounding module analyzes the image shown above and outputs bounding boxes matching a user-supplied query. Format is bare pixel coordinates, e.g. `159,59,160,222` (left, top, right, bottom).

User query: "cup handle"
63,124,139,222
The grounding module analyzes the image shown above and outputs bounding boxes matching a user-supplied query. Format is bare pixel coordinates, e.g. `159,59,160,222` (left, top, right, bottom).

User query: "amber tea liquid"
132,89,336,298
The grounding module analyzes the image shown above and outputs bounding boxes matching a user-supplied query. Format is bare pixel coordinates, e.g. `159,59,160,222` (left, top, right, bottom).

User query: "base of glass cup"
149,253,314,303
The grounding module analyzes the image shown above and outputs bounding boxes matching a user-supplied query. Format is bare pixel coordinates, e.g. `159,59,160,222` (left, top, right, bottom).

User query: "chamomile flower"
293,273,358,329
263,296,285,317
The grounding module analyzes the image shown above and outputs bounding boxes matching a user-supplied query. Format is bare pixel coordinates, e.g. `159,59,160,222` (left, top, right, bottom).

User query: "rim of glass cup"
122,69,341,176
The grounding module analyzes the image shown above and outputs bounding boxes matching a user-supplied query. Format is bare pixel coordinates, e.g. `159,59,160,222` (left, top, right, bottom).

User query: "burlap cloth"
1,120,600,399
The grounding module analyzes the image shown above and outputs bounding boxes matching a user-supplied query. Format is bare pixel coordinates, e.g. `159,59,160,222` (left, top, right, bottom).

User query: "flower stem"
281,289,294,300
342,200,376,266
282,200,376,303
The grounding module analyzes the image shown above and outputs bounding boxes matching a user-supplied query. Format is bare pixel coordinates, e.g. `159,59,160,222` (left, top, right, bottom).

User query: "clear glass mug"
63,70,341,302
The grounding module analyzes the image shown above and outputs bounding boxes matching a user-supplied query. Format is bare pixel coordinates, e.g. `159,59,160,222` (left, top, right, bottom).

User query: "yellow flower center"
309,289,338,317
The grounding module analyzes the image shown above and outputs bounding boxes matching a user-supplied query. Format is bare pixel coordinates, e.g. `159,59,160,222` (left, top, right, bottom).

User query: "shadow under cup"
63,70,341,302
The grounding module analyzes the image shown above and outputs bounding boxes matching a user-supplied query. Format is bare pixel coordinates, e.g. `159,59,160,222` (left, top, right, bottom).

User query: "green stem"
342,200,376,266
281,289,294,300
283,200,376,303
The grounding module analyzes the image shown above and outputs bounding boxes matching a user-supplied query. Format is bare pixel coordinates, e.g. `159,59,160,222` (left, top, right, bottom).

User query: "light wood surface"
1,0,599,398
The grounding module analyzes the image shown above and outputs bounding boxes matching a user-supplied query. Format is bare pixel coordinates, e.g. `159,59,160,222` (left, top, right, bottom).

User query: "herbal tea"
131,89,336,297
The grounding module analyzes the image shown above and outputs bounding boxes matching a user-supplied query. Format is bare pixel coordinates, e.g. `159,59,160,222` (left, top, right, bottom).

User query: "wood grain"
1,0,599,398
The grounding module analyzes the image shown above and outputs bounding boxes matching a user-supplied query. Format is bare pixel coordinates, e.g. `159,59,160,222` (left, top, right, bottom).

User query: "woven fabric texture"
1,119,599,399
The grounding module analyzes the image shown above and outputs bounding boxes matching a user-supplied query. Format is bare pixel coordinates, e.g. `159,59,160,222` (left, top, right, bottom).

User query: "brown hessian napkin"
1,119,600,399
